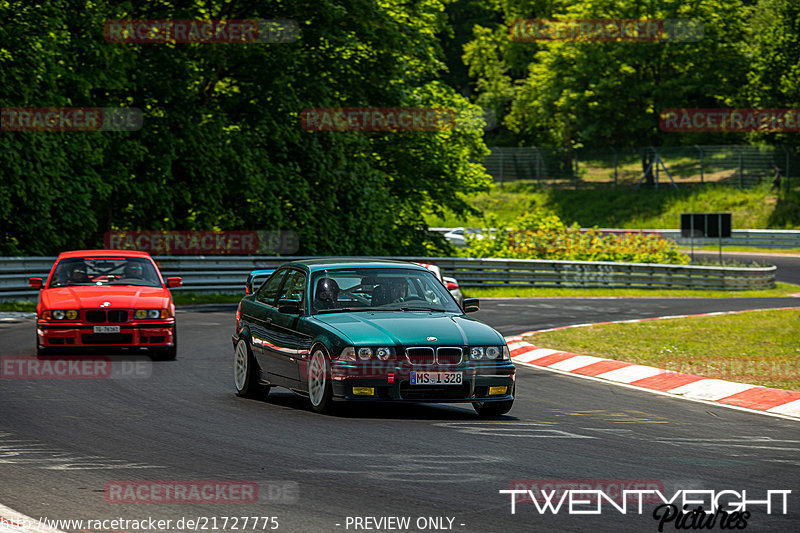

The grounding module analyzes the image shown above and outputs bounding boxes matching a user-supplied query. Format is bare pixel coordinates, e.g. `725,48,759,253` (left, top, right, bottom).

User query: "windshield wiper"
400,306,447,312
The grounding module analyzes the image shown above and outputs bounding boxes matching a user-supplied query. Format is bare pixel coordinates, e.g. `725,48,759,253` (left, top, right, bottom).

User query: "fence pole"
573,148,579,190
786,146,791,192
499,147,504,186
695,145,704,184
738,146,743,188
611,147,618,188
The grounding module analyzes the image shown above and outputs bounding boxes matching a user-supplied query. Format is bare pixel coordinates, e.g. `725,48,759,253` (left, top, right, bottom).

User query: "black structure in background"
681,213,732,262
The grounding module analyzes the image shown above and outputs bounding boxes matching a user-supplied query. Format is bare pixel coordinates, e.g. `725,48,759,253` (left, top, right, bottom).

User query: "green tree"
463,0,753,150
1,0,491,255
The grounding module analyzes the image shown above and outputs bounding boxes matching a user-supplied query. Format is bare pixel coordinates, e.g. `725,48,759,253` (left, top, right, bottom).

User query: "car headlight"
358,347,373,360
134,309,169,319
470,347,485,360
470,346,506,360
502,345,511,360
49,310,79,320
375,347,393,361
339,347,357,361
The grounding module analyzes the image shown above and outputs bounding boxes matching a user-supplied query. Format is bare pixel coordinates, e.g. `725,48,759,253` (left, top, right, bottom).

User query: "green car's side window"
277,270,306,303
256,270,286,307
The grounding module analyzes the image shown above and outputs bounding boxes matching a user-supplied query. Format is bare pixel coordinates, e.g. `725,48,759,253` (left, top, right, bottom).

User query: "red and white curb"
505,307,800,420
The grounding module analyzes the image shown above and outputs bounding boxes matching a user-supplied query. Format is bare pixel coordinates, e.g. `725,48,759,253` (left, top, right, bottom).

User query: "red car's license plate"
93,325,120,333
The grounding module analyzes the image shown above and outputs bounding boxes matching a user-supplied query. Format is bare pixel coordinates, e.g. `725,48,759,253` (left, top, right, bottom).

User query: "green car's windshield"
311,267,460,314
48,257,162,288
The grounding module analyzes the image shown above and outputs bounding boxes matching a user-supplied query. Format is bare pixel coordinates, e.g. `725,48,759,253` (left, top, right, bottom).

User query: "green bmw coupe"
232,259,515,415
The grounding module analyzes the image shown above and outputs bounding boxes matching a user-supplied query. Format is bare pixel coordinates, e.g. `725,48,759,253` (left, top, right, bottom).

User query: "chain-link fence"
481,145,798,189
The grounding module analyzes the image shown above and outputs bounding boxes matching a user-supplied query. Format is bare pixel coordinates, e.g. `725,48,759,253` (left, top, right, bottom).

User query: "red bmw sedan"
29,250,182,359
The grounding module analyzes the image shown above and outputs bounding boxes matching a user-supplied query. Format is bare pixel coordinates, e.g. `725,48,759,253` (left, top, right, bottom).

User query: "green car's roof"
282,258,427,272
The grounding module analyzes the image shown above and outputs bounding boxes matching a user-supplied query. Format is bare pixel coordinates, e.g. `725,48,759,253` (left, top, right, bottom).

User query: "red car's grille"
84,310,128,323
86,310,106,323
107,310,128,323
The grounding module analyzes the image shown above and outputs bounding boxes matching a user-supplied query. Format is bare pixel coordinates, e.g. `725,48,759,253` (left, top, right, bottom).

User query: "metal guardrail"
431,228,800,249
422,257,775,290
658,229,800,249
0,255,776,300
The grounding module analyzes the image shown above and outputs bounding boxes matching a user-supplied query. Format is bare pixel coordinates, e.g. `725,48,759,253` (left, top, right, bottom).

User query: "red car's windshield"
48,257,162,288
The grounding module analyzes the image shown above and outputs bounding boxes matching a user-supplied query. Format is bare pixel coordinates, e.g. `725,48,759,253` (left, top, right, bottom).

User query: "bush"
464,211,690,264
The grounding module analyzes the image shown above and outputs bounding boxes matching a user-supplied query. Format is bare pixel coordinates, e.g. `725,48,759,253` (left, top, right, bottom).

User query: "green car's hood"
311,312,505,347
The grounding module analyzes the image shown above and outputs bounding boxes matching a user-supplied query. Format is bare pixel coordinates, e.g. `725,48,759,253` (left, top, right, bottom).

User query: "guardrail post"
695,145,704,185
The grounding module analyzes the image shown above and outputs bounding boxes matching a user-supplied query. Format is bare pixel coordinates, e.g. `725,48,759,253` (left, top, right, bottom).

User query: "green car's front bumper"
329,360,516,403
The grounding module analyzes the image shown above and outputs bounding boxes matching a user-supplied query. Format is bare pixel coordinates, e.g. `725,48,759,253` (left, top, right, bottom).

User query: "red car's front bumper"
37,320,175,349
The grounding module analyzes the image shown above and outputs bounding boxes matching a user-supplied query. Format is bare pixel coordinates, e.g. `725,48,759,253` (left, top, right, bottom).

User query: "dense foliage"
465,211,690,263
461,0,800,148
0,0,491,255
1,0,797,256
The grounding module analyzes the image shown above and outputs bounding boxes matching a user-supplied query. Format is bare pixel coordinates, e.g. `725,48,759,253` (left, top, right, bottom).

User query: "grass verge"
426,181,800,230
523,309,800,391
172,292,242,306
465,282,800,299
0,301,36,312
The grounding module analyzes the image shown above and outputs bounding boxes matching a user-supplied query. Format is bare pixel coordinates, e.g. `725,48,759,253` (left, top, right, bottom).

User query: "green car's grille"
405,347,463,366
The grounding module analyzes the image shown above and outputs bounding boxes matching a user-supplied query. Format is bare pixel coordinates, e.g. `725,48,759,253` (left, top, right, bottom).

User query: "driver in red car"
67,263,90,284
124,263,144,279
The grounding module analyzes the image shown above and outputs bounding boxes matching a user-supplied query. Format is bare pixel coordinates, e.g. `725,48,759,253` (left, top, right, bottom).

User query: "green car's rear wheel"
234,337,269,399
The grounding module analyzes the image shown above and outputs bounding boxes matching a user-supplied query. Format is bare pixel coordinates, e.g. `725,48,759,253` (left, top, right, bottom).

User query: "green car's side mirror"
278,299,302,315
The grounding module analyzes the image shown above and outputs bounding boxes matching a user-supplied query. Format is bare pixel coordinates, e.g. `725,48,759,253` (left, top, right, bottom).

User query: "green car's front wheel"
307,348,333,413
473,399,514,417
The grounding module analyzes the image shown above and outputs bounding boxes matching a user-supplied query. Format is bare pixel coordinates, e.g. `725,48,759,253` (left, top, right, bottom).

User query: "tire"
307,347,333,414
473,399,514,417
36,338,50,356
234,337,269,399
152,326,177,360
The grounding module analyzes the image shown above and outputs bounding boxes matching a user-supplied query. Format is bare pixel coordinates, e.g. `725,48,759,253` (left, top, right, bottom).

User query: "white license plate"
410,372,462,385
93,325,120,333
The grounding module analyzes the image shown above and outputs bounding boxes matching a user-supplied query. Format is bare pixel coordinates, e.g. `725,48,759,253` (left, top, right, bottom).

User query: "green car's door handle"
265,317,272,324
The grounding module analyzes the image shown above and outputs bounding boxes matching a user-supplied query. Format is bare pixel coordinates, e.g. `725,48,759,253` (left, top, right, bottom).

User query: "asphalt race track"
2,289,799,533
690,251,800,286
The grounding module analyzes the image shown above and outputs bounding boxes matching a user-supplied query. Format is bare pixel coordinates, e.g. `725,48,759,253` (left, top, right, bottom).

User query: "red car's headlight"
43,309,79,320
134,309,171,319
